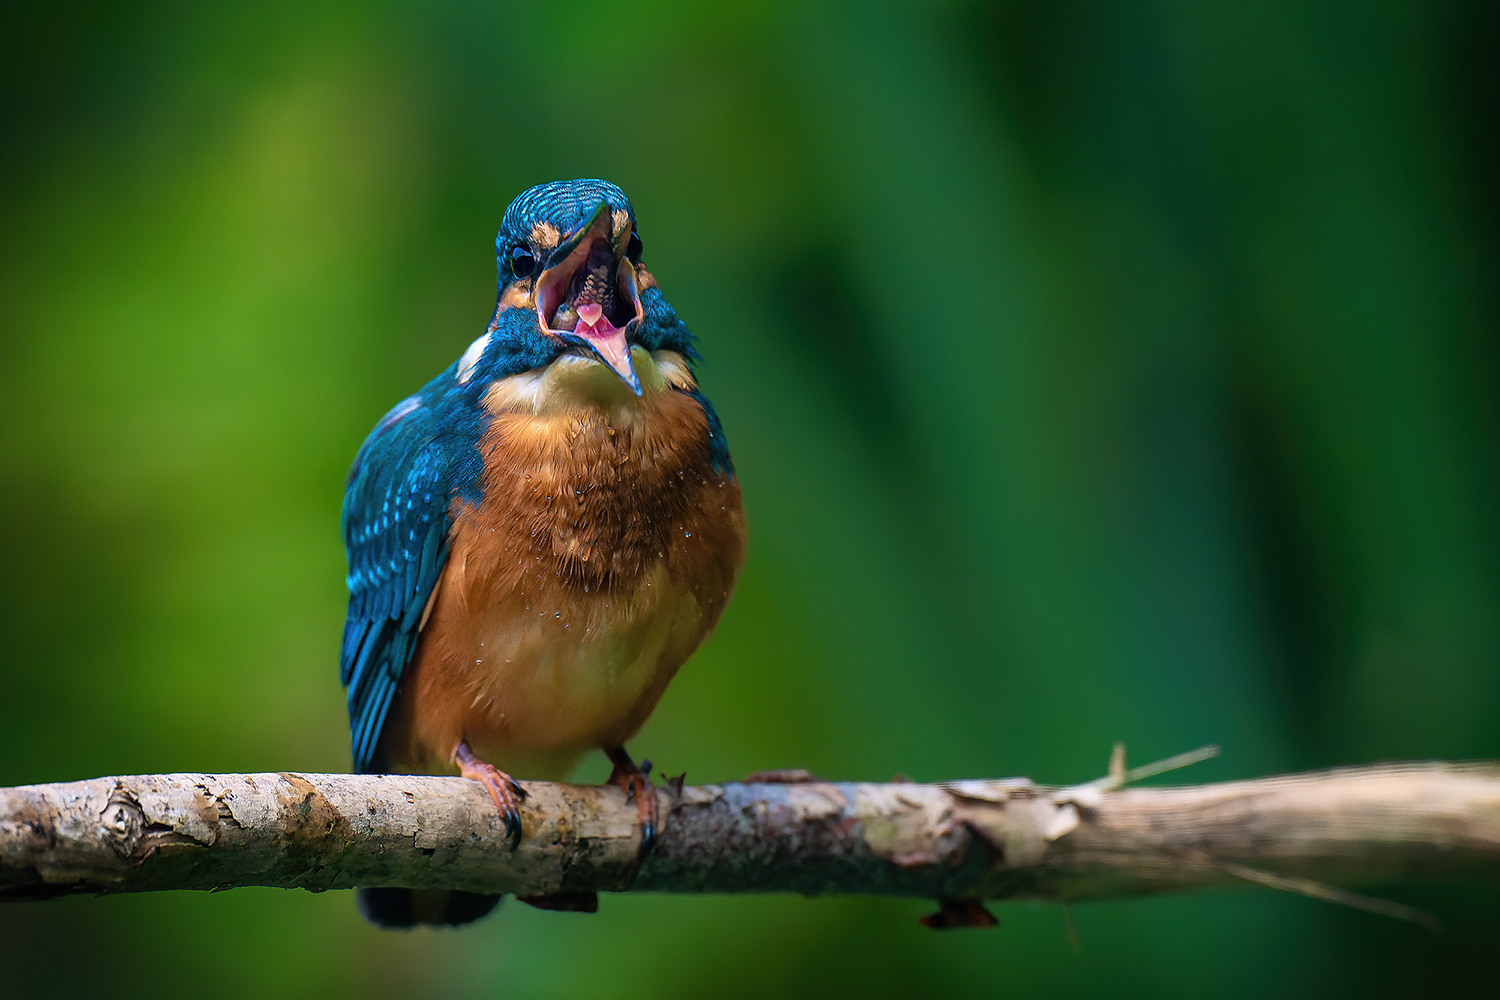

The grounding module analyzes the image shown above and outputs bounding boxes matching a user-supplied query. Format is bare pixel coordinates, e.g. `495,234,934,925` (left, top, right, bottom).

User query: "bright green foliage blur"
3,2,1497,996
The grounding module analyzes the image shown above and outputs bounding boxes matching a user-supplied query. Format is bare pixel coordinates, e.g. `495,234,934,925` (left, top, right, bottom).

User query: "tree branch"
4,758,1498,926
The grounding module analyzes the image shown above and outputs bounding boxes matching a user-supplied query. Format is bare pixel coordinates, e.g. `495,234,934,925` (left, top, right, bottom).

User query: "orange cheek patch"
530,221,561,252
489,283,537,331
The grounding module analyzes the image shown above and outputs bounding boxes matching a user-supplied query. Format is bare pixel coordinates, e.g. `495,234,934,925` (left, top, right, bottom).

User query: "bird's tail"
351,740,505,929
356,886,503,929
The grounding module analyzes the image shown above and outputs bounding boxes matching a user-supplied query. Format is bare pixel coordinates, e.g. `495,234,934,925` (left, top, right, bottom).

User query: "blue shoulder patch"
341,384,472,773
683,388,734,476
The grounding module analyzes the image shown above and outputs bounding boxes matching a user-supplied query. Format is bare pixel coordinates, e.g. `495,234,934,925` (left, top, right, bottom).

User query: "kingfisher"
340,179,746,928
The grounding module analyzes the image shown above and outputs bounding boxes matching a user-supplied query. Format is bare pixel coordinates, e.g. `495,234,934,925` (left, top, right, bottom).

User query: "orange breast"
379,350,745,780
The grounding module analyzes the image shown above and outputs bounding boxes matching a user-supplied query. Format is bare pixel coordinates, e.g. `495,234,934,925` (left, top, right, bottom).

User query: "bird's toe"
454,740,525,851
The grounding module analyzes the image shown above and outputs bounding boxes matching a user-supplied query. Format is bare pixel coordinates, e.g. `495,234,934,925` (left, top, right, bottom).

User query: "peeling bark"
3,762,1498,918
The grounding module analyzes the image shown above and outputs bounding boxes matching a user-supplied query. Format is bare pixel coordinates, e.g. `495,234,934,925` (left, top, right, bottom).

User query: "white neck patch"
456,333,491,384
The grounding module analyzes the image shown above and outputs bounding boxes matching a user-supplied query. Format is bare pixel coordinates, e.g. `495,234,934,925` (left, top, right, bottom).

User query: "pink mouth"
532,204,646,394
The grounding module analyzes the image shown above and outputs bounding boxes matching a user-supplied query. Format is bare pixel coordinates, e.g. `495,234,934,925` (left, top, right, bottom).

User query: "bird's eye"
626,231,643,261
510,246,536,278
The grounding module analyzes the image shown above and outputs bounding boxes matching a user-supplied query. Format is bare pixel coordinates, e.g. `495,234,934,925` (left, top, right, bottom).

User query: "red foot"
605,746,658,859
454,740,525,850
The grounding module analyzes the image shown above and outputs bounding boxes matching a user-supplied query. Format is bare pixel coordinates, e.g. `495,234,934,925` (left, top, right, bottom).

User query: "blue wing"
340,394,459,773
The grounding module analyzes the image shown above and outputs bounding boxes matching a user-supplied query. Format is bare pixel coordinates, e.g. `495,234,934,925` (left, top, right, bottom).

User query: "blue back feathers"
340,179,732,772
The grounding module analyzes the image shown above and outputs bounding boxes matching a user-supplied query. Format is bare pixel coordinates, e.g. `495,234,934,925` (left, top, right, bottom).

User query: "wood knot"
100,786,146,861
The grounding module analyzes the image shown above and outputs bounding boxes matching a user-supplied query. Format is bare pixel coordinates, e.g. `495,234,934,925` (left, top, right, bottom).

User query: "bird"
339,179,746,928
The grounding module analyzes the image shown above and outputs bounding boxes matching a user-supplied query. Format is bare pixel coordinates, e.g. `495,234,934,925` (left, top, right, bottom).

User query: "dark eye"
626,231,642,261
510,246,536,278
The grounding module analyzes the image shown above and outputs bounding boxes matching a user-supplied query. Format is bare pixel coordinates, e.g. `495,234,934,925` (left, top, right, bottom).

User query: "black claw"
638,820,657,860
504,808,523,851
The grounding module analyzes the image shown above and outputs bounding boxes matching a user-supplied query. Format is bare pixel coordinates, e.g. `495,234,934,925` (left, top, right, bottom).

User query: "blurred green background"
3,1,1497,996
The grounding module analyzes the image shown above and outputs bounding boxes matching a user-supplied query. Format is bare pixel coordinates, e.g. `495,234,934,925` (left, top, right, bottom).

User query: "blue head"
468,179,696,394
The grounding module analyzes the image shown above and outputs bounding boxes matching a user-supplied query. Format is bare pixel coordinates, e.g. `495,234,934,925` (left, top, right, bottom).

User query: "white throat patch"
456,333,491,384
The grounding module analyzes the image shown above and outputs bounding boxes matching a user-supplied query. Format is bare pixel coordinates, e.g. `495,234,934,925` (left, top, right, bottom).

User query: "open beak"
533,200,646,395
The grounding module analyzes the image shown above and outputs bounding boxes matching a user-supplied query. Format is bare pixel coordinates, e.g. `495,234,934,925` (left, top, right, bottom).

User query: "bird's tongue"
573,302,635,386
576,303,605,328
